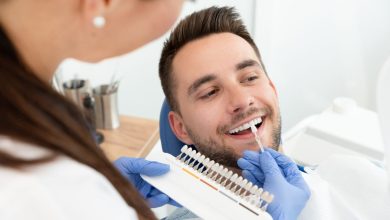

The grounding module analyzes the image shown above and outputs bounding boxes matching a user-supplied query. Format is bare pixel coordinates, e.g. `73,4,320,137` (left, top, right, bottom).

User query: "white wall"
57,0,255,120
255,0,390,130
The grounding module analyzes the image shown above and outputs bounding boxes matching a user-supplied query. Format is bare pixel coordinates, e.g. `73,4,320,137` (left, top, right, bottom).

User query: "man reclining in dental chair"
155,6,389,220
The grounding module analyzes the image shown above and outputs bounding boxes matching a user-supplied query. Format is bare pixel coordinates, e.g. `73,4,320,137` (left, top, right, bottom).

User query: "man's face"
169,33,281,167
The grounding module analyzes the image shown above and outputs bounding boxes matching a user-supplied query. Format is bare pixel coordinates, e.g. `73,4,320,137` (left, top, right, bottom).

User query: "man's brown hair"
159,6,267,113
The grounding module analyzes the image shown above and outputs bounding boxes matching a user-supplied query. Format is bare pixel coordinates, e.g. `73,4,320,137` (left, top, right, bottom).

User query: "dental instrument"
250,123,265,153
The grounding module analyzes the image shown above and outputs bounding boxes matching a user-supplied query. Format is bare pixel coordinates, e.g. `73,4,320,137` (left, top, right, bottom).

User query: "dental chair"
159,99,193,157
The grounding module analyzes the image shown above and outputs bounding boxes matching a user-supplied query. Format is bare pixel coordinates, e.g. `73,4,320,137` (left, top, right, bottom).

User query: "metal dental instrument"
250,123,265,153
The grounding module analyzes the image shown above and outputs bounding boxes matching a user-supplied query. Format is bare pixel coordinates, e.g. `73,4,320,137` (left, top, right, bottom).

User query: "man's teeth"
228,118,262,134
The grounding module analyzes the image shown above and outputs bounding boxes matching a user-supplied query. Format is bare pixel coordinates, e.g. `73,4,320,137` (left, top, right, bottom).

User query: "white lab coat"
0,136,138,220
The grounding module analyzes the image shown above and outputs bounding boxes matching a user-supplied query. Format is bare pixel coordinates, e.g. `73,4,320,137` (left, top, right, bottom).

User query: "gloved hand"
237,148,310,220
114,157,181,208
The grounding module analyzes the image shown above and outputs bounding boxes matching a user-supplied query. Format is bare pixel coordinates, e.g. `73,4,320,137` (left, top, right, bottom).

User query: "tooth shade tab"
189,152,202,167
194,155,206,170
198,157,210,172
176,145,188,159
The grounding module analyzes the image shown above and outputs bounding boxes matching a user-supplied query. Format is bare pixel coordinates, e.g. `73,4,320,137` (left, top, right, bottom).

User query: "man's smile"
228,117,262,134
224,116,266,140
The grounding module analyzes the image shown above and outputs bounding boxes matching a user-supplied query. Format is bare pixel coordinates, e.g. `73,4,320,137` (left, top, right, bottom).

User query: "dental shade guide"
142,144,274,219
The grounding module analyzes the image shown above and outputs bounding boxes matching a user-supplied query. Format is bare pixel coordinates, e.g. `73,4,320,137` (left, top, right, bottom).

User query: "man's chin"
195,145,240,169
233,143,261,156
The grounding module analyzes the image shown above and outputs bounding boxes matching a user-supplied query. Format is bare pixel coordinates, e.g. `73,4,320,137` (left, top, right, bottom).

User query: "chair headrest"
159,99,187,156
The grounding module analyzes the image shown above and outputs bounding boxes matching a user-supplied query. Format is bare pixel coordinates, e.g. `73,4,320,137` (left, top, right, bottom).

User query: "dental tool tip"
250,123,257,133
250,124,265,153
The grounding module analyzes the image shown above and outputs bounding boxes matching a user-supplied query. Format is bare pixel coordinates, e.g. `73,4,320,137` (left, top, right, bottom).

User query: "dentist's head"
0,0,183,81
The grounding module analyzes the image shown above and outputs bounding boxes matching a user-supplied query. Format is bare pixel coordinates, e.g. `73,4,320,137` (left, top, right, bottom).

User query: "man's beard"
185,107,282,169
186,133,240,168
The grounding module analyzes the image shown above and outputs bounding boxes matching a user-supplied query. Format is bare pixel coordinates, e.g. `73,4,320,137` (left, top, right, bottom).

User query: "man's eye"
248,76,259,81
243,75,259,83
200,88,219,99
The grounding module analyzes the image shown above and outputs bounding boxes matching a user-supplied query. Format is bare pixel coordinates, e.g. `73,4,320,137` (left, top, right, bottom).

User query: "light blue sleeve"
162,207,200,220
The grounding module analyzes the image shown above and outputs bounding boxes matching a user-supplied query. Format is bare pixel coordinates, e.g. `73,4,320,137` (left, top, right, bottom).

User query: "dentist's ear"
82,0,115,27
168,111,194,145
82,0,105,18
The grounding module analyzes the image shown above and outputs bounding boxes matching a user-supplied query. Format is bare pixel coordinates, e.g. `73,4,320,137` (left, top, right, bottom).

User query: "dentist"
0,0,183,219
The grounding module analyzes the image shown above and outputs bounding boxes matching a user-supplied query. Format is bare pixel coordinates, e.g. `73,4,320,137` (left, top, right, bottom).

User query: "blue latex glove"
114,157,181,208
237,148,311,220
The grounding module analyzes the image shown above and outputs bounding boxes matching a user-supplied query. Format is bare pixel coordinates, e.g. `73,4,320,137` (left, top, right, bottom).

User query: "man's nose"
226,88,254,114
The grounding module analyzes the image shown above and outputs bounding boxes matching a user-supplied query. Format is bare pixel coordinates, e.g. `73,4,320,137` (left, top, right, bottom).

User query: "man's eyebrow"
186,60,259,96
187,74,216,96
235,59,260,71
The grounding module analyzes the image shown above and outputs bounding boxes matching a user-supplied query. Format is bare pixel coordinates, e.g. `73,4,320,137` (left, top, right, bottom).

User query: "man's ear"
268,79,279,97
168,111,194,145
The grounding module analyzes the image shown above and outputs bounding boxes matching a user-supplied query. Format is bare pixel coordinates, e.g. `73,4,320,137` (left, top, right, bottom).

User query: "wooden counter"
98,115,159,161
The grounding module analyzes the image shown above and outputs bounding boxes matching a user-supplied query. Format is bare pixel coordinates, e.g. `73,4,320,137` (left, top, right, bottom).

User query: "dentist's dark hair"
159,6,267,113
0,26,156,220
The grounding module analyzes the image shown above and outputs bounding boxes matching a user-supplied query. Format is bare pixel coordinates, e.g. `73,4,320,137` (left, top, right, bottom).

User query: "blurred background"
57,0,390,132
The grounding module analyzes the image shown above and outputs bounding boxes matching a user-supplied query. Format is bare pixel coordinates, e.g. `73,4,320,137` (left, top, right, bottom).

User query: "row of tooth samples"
176,145,274,210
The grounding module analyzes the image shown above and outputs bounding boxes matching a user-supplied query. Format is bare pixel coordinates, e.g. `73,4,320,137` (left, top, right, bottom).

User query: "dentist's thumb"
258,151,285,181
